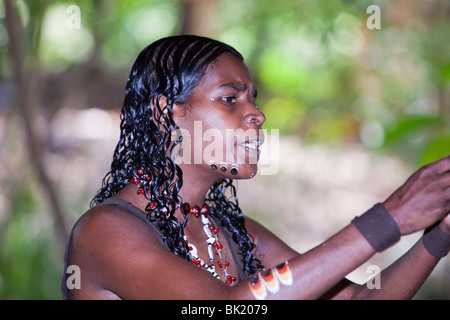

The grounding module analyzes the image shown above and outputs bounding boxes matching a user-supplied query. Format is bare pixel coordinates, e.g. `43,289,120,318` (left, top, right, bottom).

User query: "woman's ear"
170,101,186,118
154,96,186,118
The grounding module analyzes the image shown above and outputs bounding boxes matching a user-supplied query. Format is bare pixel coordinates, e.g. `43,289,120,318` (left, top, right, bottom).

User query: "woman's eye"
221,96,237,104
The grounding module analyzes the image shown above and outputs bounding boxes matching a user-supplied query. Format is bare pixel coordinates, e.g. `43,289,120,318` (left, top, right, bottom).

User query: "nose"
247,104,266,129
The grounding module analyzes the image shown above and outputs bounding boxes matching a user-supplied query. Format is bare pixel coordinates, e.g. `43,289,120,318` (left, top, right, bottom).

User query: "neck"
172,163,222,234
176,163,222,206
116,164,222,223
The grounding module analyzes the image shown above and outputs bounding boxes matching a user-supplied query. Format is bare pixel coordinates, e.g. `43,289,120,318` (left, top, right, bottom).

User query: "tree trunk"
4,0,69,247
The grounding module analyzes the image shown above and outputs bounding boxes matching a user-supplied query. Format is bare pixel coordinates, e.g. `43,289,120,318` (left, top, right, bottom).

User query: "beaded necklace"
181,203,237,285
130,169,236,285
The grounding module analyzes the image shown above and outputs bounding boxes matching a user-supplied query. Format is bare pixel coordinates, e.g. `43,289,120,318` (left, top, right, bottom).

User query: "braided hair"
91,35,263,277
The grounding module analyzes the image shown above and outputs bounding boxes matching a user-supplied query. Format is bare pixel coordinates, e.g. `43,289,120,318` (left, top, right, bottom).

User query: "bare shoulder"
244,216,299,267
71,203,164,253
66,202,169,299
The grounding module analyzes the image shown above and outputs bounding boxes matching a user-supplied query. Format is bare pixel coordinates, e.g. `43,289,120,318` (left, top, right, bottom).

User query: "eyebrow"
219,82,258,98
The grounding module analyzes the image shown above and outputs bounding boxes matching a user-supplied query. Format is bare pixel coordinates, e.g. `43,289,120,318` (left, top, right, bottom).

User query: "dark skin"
67,53,450,299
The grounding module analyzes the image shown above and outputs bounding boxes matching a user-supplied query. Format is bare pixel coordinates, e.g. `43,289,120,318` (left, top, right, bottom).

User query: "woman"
62,35,450,300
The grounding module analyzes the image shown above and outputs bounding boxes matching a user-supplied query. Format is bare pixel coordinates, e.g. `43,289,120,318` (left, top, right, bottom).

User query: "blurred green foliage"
0,0,449,299
0,171,62,299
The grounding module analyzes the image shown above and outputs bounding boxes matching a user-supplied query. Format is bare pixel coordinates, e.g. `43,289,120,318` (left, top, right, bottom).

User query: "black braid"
206,179,263,276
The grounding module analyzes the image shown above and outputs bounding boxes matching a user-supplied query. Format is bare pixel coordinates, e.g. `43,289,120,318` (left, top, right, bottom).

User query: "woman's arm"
342,217,450,300
354,237,440,299
246,155,450,300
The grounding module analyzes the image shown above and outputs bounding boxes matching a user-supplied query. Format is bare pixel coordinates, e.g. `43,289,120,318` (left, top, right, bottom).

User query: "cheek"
190,111,234,163
175,119,228,165
176,108,259,176
201,124,228,164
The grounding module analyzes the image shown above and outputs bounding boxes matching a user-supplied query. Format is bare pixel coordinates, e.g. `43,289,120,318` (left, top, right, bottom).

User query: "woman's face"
173,52,266,179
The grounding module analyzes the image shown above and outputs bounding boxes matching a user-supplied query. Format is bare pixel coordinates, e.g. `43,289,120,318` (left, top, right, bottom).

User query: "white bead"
203,225,213,237
189,243,198,256
206,236,216,245
201,214,209,224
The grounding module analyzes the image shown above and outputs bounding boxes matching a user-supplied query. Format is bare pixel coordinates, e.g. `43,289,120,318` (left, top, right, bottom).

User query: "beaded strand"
182,203,237,285
131,169,237,285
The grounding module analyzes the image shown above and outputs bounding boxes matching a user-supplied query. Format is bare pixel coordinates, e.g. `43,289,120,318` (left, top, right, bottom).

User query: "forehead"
200,52,253,89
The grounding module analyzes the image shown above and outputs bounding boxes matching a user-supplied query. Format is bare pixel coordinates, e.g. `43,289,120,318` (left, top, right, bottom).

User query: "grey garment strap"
98,197,167,245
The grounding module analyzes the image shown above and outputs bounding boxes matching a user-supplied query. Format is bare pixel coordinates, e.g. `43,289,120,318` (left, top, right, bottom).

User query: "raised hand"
383,155,450,235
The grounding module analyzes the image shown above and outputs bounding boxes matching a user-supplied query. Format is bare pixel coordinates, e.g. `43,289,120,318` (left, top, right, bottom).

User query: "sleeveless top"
61,197,246,299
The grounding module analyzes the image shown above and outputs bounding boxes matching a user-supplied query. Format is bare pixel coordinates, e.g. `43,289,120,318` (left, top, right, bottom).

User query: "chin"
232,164,258,179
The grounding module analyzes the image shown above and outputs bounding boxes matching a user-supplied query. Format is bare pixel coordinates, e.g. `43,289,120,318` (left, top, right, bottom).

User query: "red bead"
148,201,157,209
136,188,144,194
136,169,144,176
226,280,231,285
200,204,209,215
224,262,230,267
190,205,200,217
131,177,139,184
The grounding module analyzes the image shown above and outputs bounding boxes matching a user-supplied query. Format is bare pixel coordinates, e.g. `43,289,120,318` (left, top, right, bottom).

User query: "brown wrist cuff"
351,203,401,252
423,224,450,258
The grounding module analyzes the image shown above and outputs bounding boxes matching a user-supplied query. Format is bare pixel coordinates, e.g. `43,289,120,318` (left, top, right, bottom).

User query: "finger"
417,155,450,181
431,154,450,174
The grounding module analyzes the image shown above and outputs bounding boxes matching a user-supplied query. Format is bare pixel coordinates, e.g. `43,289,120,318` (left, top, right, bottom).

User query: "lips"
226,130,265,165
240,140,260,150
239,134,264,154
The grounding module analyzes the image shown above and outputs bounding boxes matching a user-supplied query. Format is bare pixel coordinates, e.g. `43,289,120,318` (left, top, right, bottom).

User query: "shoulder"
70,200,169,263
244,215,299,267
71,202,163,250
65,201,169,299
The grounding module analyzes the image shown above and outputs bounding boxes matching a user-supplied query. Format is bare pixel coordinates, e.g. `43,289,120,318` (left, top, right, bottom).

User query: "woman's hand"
383,155,450,236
